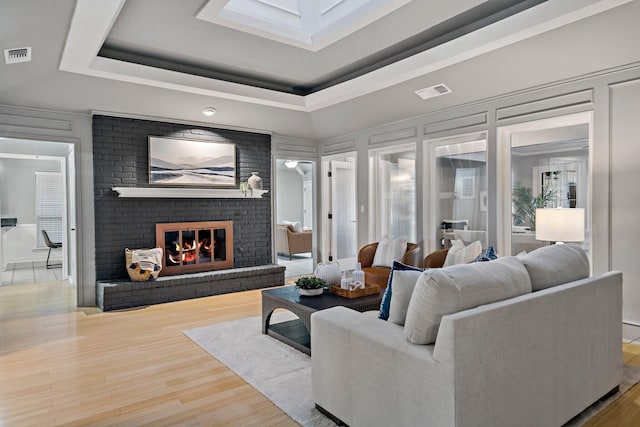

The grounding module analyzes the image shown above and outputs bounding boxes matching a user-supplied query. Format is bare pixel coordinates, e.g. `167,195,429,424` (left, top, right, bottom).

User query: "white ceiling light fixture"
415,83,452,100
285,160,298,168
202,107,217,116
4,46,32,64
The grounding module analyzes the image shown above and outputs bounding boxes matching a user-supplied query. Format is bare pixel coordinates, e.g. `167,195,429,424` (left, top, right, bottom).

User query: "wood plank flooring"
1,280,639,426
0,281,297,426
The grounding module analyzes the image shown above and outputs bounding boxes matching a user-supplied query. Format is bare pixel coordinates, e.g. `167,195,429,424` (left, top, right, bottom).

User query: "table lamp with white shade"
535,208,585,243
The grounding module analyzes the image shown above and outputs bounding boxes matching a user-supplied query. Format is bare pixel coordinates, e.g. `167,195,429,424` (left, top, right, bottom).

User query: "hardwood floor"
0,281,297,426
1,280,639,426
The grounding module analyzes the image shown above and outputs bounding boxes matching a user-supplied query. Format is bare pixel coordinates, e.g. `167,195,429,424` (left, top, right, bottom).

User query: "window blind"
35,172,63,248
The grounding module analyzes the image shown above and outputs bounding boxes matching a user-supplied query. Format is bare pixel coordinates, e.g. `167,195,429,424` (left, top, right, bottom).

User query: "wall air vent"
4,47,32,64
415,83,452,100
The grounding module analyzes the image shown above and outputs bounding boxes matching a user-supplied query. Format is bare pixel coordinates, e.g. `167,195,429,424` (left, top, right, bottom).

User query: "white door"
330,160,357,270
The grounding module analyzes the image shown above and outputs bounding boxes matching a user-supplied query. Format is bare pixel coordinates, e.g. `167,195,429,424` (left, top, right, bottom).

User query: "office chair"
41,229,62,269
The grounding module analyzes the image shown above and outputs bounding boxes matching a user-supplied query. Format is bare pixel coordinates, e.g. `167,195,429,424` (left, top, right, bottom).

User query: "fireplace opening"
156,221,233,275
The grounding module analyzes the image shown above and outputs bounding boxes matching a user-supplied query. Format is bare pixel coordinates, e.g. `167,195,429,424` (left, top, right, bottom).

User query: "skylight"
197,0,412,51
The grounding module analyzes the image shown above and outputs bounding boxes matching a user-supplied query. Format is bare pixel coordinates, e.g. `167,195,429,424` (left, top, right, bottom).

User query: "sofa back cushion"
519,244,589,291
404,256,532,345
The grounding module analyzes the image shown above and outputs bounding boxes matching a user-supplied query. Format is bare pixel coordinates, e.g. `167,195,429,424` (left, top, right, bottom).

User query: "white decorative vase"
314,261,341,286
247,172,263,190
298,288,323,296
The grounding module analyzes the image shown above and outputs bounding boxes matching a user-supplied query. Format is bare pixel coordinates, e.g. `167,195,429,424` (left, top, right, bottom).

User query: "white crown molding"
60,0,633,113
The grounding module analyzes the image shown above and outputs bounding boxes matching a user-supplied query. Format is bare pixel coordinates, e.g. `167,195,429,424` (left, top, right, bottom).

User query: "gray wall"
92,115,272,281
0,158,60,224
611,78,640,335
276,168,304,224
0,105,94,306
317,63,640,337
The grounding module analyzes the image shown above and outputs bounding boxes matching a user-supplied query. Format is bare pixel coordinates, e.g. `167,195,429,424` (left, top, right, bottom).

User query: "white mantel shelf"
112,187,268,199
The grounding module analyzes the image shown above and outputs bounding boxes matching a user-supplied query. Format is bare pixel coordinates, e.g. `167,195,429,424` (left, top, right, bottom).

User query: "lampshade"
535,208,585,242
284,160,298,168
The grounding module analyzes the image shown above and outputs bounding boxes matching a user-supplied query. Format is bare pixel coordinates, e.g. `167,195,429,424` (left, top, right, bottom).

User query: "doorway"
0,138,77,297
274,158,315,278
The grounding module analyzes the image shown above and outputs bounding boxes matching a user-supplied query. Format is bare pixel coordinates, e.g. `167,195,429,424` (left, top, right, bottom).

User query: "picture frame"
148,136,236,187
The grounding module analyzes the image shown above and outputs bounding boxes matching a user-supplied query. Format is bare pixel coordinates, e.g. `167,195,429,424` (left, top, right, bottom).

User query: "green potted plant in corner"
512,182,557,231
295,276,326,296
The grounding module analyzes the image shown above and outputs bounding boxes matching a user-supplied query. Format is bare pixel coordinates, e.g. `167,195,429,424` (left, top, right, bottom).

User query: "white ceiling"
1,0,639,140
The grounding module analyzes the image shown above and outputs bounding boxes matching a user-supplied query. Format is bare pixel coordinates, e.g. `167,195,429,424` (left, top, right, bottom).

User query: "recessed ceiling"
59,0,632,113
197,0,414,51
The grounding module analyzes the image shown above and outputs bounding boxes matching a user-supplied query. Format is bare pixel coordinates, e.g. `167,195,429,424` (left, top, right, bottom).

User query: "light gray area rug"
184,312,335,427
185,315,640,427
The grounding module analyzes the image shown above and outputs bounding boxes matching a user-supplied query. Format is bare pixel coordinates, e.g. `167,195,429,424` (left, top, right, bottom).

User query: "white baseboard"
623,322,640,343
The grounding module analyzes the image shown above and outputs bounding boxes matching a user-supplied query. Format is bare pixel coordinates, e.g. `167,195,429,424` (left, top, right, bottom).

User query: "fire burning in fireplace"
156,221,233,275
168,238,213,264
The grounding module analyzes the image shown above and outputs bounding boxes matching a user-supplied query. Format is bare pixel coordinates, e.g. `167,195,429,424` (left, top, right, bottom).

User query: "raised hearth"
97,264,285,311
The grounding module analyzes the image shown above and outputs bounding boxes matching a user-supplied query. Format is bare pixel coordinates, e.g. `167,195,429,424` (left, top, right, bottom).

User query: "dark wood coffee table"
262,286,383,355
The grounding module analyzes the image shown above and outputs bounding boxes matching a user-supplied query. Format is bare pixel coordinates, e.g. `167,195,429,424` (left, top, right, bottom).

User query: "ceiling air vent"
4,47,32,64
415,83,451,100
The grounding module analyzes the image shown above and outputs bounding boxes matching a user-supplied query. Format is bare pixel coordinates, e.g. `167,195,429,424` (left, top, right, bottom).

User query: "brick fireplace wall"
92,115,272,281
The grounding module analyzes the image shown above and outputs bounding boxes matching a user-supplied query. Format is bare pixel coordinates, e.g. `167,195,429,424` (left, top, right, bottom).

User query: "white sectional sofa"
311,244,622,427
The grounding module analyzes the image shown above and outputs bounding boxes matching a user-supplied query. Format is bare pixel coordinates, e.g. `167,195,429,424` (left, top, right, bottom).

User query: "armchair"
276,224,312,259
357,242,421,288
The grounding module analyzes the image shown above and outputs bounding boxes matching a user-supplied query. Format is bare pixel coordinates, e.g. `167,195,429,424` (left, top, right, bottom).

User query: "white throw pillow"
404,256,532,345
443,239,482,267
372,237,407,268
281,220,302,233
388,269,424,326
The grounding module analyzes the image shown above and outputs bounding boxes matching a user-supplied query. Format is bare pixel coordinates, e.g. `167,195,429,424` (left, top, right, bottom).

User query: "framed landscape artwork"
148,136,236,187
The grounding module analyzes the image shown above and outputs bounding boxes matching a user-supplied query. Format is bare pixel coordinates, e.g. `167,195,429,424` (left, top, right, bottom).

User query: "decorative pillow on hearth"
126,248,163,282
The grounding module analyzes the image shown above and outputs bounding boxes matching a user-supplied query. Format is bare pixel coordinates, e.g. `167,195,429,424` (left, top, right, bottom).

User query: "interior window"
431,135,488,252
498,113,591,257
369,144,416,243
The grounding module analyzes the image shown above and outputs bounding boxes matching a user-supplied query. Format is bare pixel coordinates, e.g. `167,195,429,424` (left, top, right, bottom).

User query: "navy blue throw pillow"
379,261,424,320
473,246,498,262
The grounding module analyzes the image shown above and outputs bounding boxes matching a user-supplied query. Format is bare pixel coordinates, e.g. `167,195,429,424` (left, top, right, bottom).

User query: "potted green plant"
512,182,557,231
295,276,326,296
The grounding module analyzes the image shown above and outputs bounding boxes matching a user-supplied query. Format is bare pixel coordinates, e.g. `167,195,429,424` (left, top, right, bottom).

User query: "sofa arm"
276,226,290,254
432,271,622,427
311,307,454,427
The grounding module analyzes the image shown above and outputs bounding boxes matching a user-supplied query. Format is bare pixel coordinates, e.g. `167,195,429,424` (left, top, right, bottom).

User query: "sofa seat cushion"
404,256,532,345
519,244,589,291
362,266,394,289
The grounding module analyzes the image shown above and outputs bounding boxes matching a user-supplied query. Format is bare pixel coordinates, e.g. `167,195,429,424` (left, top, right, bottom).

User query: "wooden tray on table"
329,284,380,298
